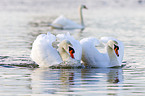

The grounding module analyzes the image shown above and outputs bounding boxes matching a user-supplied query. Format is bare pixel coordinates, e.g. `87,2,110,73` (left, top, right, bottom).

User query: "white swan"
30,32,82,67
50,5,87,30
80,37,124,67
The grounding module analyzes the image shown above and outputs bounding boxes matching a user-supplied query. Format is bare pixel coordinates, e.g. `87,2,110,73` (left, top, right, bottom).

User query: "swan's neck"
79,7,84,27
58,44,70,61
107,46,119,67
59,48,70,61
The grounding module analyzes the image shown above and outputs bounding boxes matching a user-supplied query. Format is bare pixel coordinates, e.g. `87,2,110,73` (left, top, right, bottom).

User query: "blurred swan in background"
50,5,87,30
80,37,124,67
30,32,82,67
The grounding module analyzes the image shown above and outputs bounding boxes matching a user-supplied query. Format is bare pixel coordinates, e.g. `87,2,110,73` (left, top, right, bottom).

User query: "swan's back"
80,37,109,67
30,32,62,67
52,15,83,29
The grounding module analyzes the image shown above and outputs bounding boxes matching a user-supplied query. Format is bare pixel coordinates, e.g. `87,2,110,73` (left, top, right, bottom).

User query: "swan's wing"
56,32,82,61
80,37,100,47
100,37,124,64
80,37,109,67
52,15,83,29
30,32,62,67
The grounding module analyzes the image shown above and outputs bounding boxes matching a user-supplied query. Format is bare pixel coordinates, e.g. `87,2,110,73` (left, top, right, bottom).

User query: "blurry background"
0,0,145,95
0,0,145,66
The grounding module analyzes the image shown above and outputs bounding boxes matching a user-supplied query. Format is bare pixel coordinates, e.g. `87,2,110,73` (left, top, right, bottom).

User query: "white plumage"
50,5,87,30
80,37,124,67
56,32,82,61
30,32,82,67
51,15,84,29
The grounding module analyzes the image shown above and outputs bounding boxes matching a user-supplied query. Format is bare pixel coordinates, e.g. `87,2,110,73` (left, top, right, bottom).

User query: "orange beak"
69,50,74,59
69,46,75,59
114,48,119,57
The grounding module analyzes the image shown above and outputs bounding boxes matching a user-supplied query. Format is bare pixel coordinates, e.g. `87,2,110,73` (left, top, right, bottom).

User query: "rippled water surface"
1,0,145,95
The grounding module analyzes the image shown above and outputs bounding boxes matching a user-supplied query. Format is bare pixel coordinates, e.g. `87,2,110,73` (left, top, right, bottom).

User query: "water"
0,0,145,95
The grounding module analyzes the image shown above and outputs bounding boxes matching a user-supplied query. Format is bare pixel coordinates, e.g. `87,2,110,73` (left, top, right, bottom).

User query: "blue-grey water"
0,0,145,95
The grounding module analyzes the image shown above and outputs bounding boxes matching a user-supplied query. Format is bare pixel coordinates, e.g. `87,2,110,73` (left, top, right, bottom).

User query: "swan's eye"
83,5,87,9
114,44,119,57
84,6,87,9
114,44,119,50
69,46,75,59
69,46,75,53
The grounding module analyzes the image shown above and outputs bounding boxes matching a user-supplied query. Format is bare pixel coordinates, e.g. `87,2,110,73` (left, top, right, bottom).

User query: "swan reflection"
106,68,123,83
31,67,123,95
81,68,123,84
31,68,81,94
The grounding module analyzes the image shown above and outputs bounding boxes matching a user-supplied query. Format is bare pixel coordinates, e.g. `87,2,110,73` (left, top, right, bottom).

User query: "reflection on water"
0,67,32,95
0,64,144,95
1,66,145,95
81,68,123,84
30,68,123,95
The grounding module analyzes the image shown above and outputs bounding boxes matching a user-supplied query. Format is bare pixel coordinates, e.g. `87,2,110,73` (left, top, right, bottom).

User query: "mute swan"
50,5,87,30
80,37,124,67
30,32,82,67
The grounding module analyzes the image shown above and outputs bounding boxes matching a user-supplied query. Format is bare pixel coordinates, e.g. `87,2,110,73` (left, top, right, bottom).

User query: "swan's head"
80,5,88,9
108,40,119,57
60,40,75,59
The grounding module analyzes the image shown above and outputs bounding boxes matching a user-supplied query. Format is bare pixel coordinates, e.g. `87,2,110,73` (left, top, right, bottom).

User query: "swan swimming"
50,5,87,30
80,37,124,67
30,32,82,67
